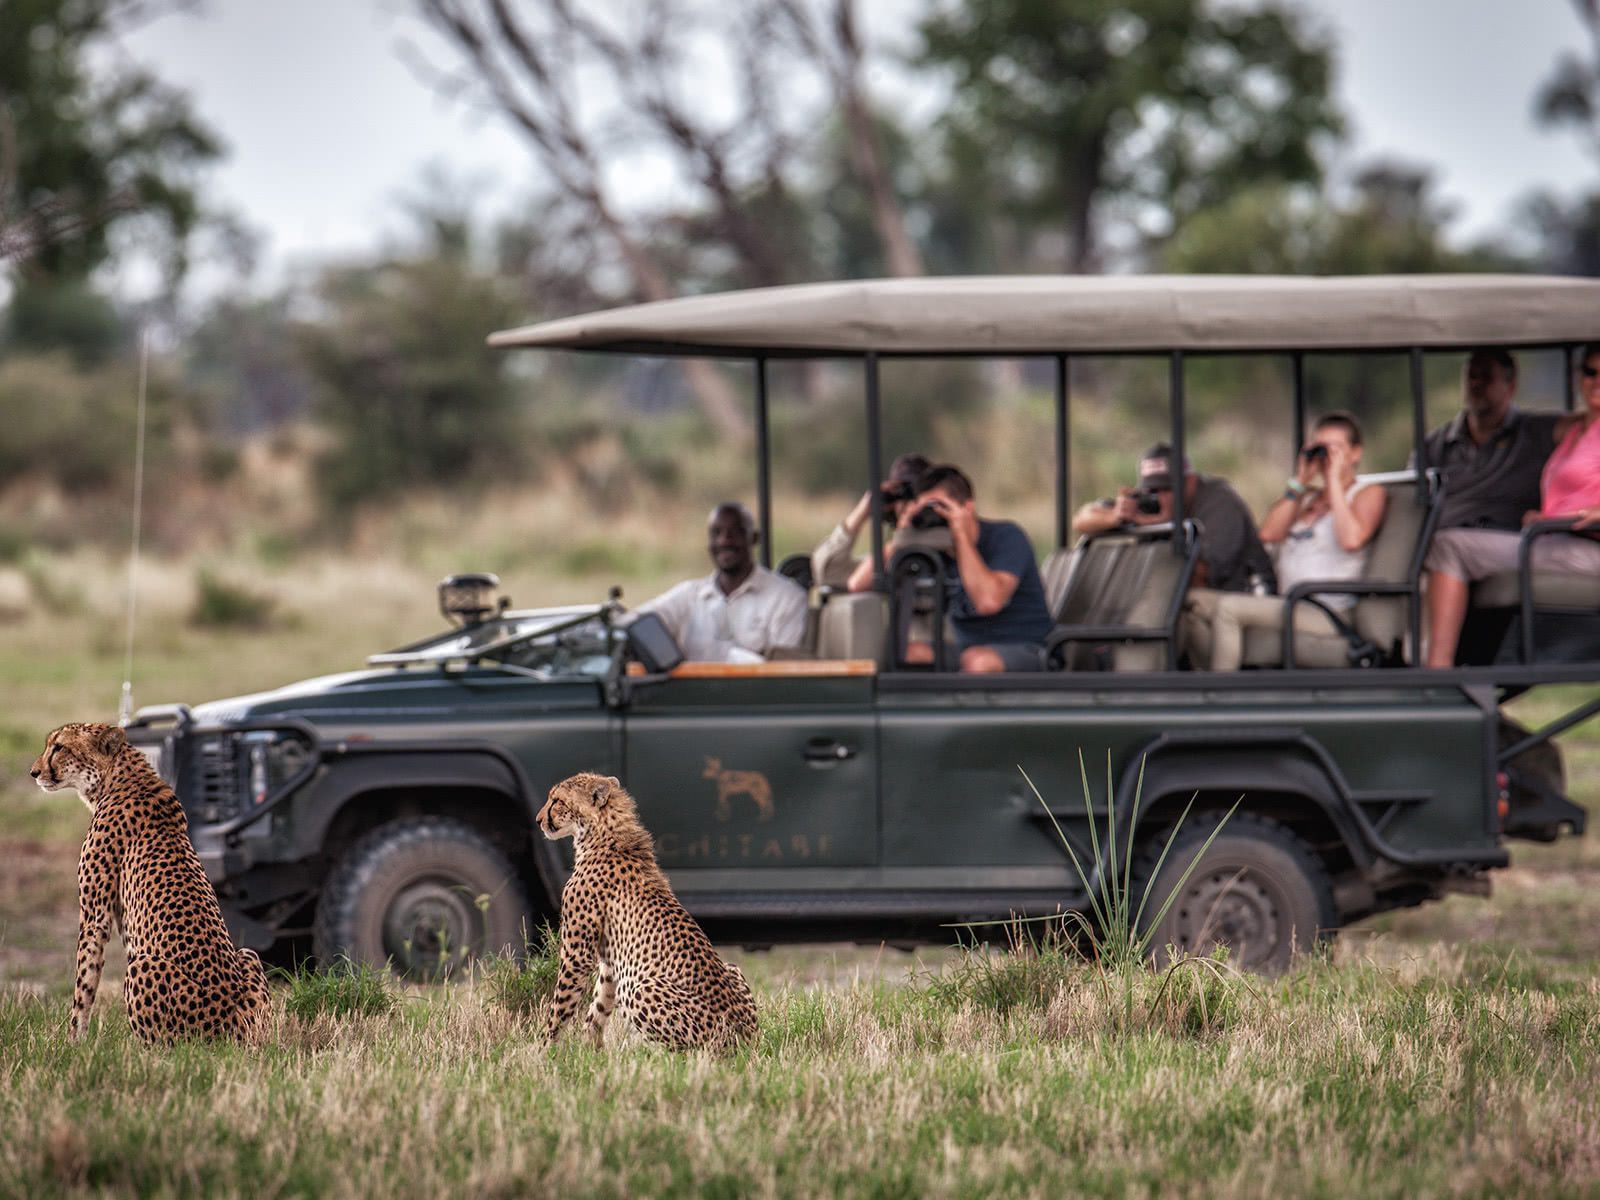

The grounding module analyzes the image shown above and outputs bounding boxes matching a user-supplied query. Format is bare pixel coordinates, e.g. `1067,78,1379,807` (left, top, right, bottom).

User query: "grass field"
2,549,1598,1198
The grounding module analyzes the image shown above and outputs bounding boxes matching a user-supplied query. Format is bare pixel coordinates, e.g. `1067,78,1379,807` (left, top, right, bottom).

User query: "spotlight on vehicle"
437,573,503,627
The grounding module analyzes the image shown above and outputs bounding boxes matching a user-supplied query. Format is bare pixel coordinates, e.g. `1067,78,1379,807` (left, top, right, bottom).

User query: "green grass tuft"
478,923,561,1019
273,958,399,1020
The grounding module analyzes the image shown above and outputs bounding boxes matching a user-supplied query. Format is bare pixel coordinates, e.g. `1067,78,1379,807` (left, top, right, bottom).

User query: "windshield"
369,606,615,678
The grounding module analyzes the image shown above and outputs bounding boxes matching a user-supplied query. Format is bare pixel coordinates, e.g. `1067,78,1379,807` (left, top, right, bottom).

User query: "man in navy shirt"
850,464,1053,672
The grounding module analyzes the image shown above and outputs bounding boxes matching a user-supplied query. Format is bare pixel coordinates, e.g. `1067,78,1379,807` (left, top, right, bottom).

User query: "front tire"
314,817,534,980
1134,812,1336,975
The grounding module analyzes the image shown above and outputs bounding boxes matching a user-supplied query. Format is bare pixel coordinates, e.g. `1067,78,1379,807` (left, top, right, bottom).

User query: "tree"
0,0,222,280
406,0,923,437
296,216,527,509
1160,162,1515,276
916,0,1342,272
1523,0,1600,274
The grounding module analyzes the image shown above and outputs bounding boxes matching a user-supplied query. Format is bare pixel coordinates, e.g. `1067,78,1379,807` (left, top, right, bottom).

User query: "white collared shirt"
637,566,808,661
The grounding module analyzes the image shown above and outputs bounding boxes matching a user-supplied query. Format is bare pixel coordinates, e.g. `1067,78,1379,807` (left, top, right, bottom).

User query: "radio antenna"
118,329,150,727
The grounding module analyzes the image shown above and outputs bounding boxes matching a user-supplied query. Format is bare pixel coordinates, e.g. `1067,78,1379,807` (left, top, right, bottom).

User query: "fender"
1114,728,1506,871
1119,742,1373,870
287,744,566,909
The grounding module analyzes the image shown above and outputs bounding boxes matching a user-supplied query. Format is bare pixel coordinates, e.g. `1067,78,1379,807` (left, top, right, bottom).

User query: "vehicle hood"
188,666,600,726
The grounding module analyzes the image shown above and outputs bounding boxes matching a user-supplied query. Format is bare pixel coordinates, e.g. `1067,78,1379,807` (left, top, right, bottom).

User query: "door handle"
803,739,857,764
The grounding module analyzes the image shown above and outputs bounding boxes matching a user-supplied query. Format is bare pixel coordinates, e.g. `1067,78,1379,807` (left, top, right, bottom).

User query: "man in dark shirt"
1421,349,1561,531
852,464,1053,672
1072,443,1276,592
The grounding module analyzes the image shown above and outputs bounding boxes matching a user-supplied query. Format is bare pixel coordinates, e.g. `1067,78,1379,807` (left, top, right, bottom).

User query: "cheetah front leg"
545,917,599,1042
583,958,616,1047
70,904,112,1042
70,829,119,1042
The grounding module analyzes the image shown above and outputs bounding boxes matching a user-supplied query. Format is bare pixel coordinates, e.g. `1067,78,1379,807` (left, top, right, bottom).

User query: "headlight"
189,730,311,826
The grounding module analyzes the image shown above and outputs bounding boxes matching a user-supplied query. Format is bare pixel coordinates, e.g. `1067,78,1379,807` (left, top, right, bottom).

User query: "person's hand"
1521,509,1542,528
1112,486,1139,524
1573,506,1600,530
922,494,979,544
1296,448,1323,488
1324,439,1352,480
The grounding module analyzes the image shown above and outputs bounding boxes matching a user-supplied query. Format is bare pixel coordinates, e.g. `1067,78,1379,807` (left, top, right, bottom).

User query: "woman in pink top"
1423,342,1600,667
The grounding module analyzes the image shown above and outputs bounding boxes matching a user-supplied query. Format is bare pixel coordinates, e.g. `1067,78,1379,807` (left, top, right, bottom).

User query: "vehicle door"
621,669,878,883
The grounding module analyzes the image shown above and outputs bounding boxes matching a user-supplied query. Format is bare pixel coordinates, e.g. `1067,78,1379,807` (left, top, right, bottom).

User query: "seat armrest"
1278,581,1414,669
1516,518,1600,663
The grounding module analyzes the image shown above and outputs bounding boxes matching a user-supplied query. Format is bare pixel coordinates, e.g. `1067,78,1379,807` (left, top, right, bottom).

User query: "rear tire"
1134,811,1335,975
313,816,533,980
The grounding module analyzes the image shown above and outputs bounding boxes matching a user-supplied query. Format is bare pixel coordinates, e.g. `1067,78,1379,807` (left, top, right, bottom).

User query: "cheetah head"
538,772,631,842
31,723,127,811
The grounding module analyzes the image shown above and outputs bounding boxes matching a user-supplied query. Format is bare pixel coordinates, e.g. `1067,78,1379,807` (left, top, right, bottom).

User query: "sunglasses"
1582,366,1599,379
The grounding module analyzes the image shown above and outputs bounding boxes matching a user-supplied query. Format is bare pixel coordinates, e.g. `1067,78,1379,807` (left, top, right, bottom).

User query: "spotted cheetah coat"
32,723,271,1044
537,773,757,1050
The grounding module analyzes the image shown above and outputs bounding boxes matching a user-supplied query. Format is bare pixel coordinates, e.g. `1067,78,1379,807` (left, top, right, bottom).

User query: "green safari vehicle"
125,275,1600,975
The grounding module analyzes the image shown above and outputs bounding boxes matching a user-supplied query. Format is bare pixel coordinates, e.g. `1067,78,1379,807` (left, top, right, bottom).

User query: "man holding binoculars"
1072,442,1273,594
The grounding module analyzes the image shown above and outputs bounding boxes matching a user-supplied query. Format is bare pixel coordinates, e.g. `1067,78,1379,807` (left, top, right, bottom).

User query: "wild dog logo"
702,757,775,822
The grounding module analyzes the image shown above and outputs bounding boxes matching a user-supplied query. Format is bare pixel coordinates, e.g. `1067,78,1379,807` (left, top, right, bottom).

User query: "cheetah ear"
591,776,622,807
92,725,127,757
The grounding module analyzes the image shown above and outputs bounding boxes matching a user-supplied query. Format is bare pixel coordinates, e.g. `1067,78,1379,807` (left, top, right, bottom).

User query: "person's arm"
845,543,885,592
634,580,688,639
813,492,874,583
1072,488,1137,536
925,498,1020,616
1259,455,1322,544
1322,442,1386,550
768,580,809,650
1326,480,1387,550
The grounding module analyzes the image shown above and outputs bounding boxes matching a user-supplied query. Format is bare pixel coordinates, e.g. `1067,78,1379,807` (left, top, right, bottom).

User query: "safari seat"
1045,523,1197,671
1473,570,1600,611
1239,470,1440,668
815,592,887,661
1465,524,1600,665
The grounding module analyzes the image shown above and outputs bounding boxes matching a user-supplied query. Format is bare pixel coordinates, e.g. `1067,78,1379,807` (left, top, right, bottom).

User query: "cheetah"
31,723,271,1044
537,772,757,1050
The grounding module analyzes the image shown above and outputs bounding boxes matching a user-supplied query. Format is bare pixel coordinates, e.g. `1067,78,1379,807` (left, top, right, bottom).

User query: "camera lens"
909,506,948,530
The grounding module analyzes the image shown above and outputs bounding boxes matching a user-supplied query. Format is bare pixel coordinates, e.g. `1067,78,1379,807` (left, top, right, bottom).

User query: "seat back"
815,592,888,661
1240,470,1439,668
1040,547,1079,618
1349,474,1429,657
1048,525,1195,671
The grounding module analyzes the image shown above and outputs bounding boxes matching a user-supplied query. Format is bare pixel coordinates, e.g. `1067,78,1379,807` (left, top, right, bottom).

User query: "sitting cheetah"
537,773,757,1050
31,723,271,1044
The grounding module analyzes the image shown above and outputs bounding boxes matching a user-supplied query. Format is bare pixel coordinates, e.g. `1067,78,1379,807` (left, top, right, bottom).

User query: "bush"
189,569,275,629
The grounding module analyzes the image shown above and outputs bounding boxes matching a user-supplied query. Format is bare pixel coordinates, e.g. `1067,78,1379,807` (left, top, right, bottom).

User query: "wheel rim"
381,875,484,978
1168,866,1283,970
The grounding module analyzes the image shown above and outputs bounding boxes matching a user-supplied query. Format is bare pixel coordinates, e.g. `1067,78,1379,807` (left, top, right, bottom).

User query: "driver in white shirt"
637,502,807,662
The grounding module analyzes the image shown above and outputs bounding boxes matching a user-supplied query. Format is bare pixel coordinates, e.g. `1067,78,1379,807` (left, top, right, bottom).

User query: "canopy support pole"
1410,348,1429,488
1291,352,1307,468
1169,351,1186,556
1055,354,1070,549
866,353,886,591
1566,344,1578,412
754,355,772,569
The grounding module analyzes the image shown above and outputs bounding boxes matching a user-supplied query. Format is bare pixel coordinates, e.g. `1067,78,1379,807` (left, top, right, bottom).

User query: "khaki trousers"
1181,587,1342,672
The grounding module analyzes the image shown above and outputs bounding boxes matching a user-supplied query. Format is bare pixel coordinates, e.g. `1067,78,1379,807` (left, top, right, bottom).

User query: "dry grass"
3,535,1599,1198
2,948,1599,1199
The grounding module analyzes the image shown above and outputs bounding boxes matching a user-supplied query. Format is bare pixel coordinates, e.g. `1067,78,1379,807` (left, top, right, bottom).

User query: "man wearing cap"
1072,443,1275,593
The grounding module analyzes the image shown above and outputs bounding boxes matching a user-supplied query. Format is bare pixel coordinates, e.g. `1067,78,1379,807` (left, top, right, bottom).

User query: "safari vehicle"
126,275,1600,975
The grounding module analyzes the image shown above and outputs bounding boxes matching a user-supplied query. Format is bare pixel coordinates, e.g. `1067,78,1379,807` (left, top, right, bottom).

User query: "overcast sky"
121,1,1592,282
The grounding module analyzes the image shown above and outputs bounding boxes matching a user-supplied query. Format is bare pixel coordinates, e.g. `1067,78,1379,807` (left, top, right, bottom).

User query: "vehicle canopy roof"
489,274,1600,358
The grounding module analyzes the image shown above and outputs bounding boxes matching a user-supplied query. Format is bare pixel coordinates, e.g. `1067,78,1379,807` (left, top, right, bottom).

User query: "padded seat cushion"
1474,571,1600,611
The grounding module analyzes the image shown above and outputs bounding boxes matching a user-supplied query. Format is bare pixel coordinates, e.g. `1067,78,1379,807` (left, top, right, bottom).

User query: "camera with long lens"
1132,489,1165,516
909,503,949,530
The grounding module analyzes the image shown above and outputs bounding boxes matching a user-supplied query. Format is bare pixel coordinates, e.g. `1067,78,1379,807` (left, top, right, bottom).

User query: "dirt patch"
0,838,123,995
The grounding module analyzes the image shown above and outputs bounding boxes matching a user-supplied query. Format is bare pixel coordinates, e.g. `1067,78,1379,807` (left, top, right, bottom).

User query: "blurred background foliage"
2,0,1598,568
